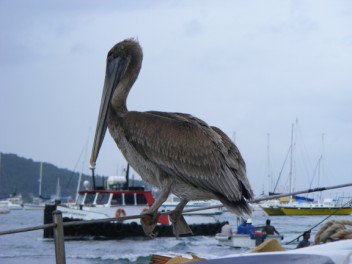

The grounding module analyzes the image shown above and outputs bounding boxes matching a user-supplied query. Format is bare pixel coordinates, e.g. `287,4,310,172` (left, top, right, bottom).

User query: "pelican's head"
90,39,143,167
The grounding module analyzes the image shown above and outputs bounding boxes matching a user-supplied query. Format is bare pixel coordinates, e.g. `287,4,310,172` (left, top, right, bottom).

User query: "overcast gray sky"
1,0,351,196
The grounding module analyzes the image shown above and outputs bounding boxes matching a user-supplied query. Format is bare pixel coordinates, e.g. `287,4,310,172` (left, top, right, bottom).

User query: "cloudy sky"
1,0,351,196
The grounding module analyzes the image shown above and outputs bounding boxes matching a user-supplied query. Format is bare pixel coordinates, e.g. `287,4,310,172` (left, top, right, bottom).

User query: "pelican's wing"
123,111,253,202
210,126,253,199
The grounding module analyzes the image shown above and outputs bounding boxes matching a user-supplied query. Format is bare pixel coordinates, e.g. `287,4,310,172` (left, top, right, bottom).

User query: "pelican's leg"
141,183,171,238
169,199,193,237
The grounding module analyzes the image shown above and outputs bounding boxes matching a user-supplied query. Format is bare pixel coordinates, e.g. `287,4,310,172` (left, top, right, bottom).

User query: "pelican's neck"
111,44,143,114
112,79,131,113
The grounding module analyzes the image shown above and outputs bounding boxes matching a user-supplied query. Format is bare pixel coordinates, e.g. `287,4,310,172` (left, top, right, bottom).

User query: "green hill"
0,152,103,202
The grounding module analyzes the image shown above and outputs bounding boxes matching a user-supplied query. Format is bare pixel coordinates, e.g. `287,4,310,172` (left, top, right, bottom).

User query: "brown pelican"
90,39,253,237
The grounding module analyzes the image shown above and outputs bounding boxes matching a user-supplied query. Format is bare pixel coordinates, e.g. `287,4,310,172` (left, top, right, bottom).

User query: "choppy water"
0,209,351,263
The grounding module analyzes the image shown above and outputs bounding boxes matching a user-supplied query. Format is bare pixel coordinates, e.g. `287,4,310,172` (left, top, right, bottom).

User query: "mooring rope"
314,219,352,244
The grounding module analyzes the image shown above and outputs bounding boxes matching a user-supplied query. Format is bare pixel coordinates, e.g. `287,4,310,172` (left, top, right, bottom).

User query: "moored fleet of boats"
2,175,351,250
260,196,352,216
2,158,351,245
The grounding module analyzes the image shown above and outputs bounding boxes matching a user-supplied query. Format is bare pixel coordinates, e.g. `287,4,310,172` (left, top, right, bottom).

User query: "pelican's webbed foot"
169,210,193,237
140,211,159,238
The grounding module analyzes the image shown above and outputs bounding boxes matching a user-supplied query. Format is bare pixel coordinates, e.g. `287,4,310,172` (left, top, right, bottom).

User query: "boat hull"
60,218,223,238
260,206,285,216
43,204,224,239
281,207,352,215
261,201,352,216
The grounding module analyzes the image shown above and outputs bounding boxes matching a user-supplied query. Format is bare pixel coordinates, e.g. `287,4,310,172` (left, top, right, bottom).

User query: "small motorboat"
215,232,283,248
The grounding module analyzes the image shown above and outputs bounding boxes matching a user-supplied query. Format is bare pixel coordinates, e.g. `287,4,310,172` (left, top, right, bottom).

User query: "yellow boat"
260,197,292,216
280,204,352,215
262,198,352,216
260,205,285,216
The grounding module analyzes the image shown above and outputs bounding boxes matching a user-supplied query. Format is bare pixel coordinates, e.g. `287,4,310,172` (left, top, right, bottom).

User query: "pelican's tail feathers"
216,195,252,216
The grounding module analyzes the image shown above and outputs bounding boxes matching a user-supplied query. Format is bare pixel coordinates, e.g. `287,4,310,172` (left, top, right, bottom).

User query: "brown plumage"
90,39,253,237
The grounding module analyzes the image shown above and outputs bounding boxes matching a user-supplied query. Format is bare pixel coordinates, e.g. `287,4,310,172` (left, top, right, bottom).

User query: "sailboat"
261,126,352,216
278,134,352,215
24,162,46,210
260,127,296,216
278,197,352,215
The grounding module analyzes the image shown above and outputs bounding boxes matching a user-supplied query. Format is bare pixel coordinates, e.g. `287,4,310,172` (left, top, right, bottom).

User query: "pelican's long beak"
90,56,127,167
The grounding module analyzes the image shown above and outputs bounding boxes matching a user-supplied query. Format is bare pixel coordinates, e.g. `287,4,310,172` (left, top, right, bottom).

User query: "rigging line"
295,120,312,181
64,132,91,190
273,144,291,193
285,197,352,245
309,155,322,189
63,150,85,192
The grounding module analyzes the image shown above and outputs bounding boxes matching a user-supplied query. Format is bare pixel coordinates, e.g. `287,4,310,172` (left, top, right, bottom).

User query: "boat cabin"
76,190,154,207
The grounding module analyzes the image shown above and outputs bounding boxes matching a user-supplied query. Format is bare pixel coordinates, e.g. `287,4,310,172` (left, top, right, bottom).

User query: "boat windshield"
125,194,135,205
136,194,147,205
111,194,123,206
110,193,148,206
84,193,96,205
76,194,85,205
96,193,110,205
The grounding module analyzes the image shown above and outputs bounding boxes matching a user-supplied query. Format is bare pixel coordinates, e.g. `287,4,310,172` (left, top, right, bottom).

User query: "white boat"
24,180,67,210
24,162,49,210
159,194,223,216
46,173,224,238
215,233,283,248
24,197,46,210
0,193,24,210
215,216,284,248
0,202,10,214
58,177,221,225
58,180,160,223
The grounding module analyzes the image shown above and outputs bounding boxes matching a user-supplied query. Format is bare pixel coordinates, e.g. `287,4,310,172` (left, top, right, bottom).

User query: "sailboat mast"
76,135,90,199
318,133,325,202
266,133,273,193
76,170,83,201
289,123,294,203
56,178,61,199
39,162,43,197
321,133,325,186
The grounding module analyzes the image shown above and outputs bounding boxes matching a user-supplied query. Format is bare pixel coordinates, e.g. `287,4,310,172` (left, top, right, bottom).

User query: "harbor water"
0,209,351,263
